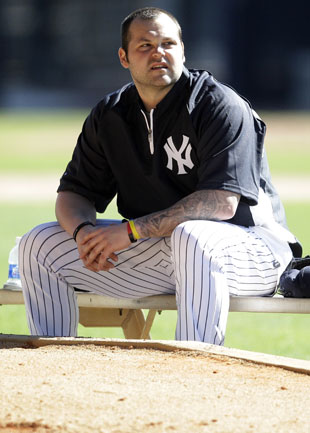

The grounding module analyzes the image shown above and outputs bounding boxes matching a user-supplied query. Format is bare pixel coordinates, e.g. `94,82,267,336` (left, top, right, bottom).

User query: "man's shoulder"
186,68,251,113
188,69,245,101
94,82,137,114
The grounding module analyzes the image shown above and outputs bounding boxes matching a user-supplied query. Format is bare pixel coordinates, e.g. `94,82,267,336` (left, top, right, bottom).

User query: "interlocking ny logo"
164,135,194,175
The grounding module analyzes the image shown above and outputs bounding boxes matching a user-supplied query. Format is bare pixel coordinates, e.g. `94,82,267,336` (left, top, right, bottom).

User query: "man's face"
119,14,185,94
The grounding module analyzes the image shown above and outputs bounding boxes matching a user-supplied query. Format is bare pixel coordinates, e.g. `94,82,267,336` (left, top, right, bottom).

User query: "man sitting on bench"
19,7,301,344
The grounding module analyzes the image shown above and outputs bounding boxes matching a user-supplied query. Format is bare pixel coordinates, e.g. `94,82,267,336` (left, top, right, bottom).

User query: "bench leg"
78,307,157,339
122,309,148,339
140,309,157,339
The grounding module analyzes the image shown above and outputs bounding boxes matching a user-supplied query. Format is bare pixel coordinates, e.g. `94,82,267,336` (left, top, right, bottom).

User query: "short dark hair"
121,7,182,54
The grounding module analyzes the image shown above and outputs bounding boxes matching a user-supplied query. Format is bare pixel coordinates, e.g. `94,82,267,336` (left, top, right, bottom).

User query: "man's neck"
136,84,174,112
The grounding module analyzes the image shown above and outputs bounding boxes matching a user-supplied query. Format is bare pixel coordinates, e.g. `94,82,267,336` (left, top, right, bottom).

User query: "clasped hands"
75,222,131,272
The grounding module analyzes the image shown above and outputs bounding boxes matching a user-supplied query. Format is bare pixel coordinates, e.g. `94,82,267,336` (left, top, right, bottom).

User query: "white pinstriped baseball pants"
19,219,292,344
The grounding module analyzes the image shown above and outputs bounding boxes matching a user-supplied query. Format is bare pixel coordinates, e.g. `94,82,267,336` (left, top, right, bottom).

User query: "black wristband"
73,221,94,242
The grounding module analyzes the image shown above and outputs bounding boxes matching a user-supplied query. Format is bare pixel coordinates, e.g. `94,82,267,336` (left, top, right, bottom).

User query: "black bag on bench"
278,256,310,298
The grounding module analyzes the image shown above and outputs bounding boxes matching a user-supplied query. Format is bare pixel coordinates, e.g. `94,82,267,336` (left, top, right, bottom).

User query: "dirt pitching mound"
1,337,310,433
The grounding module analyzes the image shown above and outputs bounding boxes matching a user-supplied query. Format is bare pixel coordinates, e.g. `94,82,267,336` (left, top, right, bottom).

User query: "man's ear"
118,47,129,69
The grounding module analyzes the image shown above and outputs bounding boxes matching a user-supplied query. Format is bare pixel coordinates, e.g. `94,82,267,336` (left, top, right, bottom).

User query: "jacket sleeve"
57,103,117,213
193,84,265,206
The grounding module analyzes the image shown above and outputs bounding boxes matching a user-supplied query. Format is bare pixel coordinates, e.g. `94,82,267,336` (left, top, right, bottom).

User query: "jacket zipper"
141,109,154,154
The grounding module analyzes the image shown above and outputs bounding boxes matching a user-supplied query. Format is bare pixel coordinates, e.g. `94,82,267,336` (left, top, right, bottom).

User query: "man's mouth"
151,64,168,70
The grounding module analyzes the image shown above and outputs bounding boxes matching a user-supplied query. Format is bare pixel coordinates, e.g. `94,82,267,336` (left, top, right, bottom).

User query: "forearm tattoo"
135,189,239,238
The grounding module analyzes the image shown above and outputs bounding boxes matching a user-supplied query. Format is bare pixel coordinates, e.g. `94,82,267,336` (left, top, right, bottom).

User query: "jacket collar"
130,66,191,115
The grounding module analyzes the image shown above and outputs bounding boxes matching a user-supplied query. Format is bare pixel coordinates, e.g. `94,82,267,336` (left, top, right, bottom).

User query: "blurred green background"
0,110,309,359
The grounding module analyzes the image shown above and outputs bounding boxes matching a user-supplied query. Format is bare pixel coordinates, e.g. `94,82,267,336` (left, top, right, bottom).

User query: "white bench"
1,284,310,339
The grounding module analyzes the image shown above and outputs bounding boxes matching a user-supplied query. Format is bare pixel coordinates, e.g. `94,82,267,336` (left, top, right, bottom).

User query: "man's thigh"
59,220,176,298
171,220,287,297
21,220,176,299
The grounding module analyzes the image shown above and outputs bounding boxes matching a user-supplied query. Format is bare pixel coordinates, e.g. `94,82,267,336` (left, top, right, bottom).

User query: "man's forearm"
135,189,240,238
55,191,97,237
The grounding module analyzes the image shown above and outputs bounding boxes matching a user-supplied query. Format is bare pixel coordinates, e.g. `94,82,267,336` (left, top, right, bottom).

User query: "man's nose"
152,45,165,57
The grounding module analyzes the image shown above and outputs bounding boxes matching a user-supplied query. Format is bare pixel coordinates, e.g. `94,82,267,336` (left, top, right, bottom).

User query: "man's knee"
21,222,60,245
19,222,65,261
171,220,233,269
171,220,220,246
171,220,212,261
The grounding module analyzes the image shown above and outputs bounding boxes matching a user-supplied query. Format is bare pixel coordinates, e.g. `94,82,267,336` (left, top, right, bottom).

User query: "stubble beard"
135,68,181,94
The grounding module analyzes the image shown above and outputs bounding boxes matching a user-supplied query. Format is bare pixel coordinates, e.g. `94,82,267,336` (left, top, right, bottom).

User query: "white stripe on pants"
19,219,290,343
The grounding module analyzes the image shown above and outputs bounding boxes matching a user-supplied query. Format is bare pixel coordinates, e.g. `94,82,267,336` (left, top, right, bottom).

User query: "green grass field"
0,110,309,359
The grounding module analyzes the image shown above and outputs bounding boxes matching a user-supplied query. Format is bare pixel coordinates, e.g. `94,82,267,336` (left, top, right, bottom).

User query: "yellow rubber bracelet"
129,220,141,240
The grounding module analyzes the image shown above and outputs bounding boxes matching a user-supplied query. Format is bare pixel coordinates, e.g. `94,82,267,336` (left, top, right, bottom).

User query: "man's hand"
76,222,131,272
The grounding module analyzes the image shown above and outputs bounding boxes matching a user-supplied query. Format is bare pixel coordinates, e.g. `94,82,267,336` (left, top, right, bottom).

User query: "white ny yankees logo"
164,135,194,175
